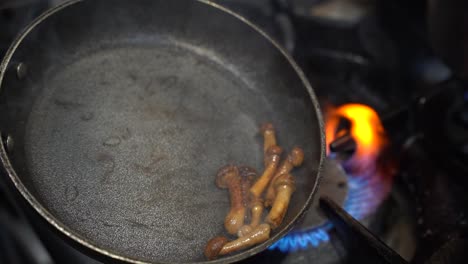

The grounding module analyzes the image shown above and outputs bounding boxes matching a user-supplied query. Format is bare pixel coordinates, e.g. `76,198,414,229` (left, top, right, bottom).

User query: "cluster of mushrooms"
204,123,304,260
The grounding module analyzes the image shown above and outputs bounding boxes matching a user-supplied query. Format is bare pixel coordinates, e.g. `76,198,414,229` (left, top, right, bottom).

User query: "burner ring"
270,158,390,252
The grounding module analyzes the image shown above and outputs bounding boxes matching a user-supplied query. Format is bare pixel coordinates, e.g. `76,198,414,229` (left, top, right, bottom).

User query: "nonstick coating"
0,0,324,263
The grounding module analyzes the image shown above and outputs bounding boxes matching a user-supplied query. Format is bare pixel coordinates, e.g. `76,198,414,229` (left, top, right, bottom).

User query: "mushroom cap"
274,173,296,190
204,236,228,260
290,147,304,167
249,197,264,209
266,145,283,157
264,146,283,166
216,165,239,189
260,122,274,134
239,166,257,181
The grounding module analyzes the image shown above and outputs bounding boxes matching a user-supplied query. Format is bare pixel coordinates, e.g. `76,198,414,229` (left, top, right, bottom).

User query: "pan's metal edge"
0,0,326,264
0,1,152,264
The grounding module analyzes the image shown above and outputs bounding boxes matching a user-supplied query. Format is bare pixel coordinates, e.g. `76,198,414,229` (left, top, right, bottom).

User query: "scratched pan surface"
0,0,324,263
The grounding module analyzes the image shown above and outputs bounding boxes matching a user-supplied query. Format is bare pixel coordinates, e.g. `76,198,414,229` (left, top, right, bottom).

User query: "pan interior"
0,0,322,263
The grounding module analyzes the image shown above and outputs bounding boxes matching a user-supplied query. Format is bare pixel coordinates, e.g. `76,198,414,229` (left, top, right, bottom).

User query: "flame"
325,103,387,172
270,103,394,252
325,103,393,218
326,103,393,220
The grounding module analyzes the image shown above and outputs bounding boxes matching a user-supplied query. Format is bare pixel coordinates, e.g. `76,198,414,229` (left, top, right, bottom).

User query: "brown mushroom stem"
236,166,257,238
237,225,253,238
260,123,276,166
249,146,282,199
225,207,246,236
265,174,296,229
249,199,264,228
265,147,304,207
216,165,246,235
237,198,264,237
219,224,271,256
239,166,257,211
204,236,228,260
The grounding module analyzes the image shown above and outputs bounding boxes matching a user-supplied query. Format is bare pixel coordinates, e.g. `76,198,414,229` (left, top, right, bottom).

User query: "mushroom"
239,166,257,210
236,166,257,238
216,165,246,235
237,197,264,237
249,198,264,228
219,224,271,256
237,166,264,238
204,236,228,260
265,147,304,207
265,173,296,229
260,123,277,166
249,145,283,200
237,225,253,238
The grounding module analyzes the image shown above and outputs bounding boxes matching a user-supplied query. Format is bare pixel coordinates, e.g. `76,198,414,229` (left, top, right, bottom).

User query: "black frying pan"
0,0,325,263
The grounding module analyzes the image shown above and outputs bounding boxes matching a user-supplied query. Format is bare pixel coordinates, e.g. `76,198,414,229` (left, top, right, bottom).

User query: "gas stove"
1,0,467,264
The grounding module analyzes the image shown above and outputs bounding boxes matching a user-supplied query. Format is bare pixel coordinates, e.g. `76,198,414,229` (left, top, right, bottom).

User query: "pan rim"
0,0,326,263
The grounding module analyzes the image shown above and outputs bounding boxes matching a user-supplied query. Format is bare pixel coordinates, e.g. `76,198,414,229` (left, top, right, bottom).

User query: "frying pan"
0,0,325,263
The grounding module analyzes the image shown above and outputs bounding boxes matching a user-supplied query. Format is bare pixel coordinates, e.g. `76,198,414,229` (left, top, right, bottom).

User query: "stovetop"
1,0,467,264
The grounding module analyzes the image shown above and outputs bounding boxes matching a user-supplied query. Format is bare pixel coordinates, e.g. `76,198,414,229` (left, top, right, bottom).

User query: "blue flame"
269,173,385,252
269,224,331,252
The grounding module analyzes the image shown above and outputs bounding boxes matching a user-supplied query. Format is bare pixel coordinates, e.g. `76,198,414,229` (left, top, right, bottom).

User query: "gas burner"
270,159,348,252
270,158,393,253
270,103,394,253
326,103,393,216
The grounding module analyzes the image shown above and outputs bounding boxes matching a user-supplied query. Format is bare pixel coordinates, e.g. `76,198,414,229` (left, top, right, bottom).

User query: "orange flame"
325,103,394,218
325,104,387,171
